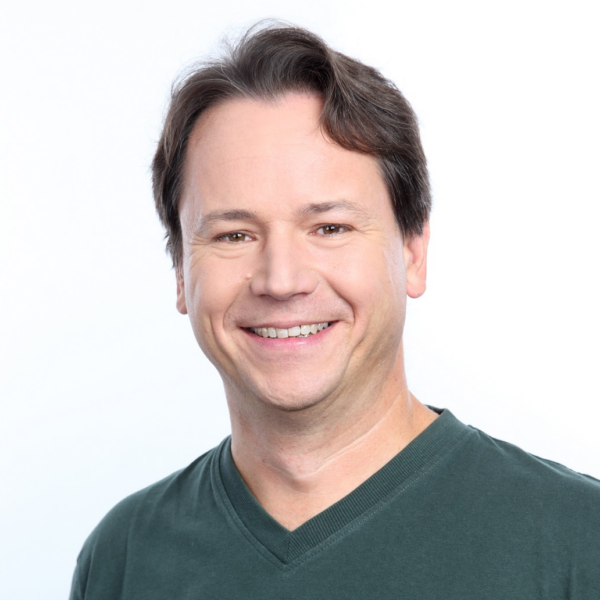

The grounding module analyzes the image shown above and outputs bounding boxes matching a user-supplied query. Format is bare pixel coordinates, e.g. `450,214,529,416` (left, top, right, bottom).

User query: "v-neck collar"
214,408,468,566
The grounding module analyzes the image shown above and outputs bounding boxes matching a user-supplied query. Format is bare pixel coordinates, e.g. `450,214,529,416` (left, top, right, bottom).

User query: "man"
70,24,600,599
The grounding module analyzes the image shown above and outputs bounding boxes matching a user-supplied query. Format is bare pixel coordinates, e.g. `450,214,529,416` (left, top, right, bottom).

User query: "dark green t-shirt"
70,410,600,599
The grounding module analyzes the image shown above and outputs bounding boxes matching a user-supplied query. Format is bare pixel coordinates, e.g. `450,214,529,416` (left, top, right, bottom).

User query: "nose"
249,231,318,300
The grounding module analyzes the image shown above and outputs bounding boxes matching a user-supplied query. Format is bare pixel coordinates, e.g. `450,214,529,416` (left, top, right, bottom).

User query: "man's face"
177,94,428,412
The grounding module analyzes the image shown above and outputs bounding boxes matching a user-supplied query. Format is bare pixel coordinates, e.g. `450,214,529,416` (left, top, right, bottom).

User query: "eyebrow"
195,200,369,234
299,200,370,217
195,209,259,234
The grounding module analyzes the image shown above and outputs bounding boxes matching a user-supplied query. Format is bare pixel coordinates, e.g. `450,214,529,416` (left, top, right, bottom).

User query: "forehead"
181,93,391,220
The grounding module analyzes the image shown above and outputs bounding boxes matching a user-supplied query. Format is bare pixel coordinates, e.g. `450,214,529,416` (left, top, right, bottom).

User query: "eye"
215,232,252,243
315,224,349,236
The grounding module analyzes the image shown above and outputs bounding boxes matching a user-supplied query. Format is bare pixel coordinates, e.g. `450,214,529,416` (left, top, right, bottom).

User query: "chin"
244,374,339,413
259,394,324,413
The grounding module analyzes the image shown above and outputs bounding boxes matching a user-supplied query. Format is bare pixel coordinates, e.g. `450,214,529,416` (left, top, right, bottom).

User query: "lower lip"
242,323,336,349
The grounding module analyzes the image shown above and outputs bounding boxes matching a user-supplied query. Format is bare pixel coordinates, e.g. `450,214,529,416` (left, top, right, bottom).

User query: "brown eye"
216,232,250,243
318,224,347,235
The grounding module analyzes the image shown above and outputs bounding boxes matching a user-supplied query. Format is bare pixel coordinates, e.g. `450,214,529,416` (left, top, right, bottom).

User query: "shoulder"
466,425,600,496
457,423,600,537
430,416,600,592
69,443,223,600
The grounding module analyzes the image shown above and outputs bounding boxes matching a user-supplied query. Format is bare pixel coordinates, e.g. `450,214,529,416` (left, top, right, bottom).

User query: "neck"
227,346,437,530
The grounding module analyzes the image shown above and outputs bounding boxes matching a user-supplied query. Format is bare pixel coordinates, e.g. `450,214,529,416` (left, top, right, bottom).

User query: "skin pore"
176,93,437,530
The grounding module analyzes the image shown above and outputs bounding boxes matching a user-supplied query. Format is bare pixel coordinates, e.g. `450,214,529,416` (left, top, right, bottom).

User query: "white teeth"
250,322,331,338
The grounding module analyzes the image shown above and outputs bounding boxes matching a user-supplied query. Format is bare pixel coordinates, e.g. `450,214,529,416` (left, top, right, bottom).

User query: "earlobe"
176,266,188,315
403,222,430,299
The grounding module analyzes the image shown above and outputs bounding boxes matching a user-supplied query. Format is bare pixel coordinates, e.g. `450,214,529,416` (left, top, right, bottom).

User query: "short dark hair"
152,23,431,268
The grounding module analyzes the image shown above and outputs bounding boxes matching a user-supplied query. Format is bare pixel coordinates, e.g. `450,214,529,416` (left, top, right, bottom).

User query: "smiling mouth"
248,322,332,339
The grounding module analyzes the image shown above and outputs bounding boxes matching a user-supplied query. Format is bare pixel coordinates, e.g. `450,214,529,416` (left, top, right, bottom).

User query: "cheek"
330,242,405,321
383,243,407,302
185,255,242,331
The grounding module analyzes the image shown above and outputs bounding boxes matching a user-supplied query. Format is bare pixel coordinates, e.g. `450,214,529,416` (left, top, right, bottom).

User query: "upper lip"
243,320,333,329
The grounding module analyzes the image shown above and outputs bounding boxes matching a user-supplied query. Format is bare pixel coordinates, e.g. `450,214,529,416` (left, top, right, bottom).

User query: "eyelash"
314,224,350,236
214,232,253,243
213,224,351,243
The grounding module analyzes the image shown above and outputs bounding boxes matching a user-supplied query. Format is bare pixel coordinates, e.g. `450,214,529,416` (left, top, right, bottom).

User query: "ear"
403,222,430,299
175,265,188,315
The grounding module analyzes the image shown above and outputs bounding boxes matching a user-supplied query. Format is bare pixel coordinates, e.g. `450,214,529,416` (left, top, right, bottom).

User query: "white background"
1,1,599,598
